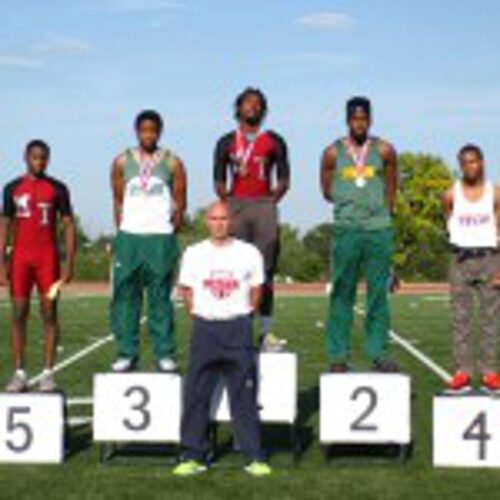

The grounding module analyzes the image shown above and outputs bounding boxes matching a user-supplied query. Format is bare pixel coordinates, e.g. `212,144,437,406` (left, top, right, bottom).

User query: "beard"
242,114,263,127
350,131,368,145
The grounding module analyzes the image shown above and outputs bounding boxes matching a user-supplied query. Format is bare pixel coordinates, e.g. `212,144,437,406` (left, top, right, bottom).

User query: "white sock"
15,369,27,379
42,368,53,377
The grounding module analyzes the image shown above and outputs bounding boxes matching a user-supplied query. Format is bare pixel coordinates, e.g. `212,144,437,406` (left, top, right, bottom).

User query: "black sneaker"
373,359,400,373
329,362,349,373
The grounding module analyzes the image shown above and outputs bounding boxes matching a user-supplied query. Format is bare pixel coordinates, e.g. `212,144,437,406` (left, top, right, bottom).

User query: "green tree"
176,209,209,250
277,224,324,282
393,153,453,281
303,222,333,280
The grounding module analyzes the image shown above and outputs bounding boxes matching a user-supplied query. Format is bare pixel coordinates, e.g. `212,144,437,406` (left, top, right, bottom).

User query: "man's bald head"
206,200,231,219
205,200,232,243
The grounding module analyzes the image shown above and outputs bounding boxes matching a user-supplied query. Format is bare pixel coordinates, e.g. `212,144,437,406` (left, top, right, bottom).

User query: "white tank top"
120,149,174,235
448,180,497,248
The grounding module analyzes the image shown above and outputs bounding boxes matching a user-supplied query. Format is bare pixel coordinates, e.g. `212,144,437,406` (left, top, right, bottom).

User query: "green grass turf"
0,293,499,499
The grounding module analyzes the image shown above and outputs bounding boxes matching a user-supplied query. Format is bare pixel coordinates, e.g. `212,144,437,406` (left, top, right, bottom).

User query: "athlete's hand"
171,210,184,233
0,262,8,286
491,273,500,288
61,266,74,284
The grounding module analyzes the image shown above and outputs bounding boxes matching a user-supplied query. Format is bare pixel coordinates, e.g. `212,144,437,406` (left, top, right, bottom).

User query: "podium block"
93,373,181,444
210,352,297,424
434,394,500,467
320,373,411,445
0,393,64,464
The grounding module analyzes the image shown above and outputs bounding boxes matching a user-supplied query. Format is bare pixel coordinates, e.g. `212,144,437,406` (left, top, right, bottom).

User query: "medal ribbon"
236,129,260,174
345,138,370,181
139,150,161,192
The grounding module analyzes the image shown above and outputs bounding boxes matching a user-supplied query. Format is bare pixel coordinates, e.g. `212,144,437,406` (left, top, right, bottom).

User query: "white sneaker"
111,358,135,373
157,358,178,373
6,370,28,393
38,370,57,393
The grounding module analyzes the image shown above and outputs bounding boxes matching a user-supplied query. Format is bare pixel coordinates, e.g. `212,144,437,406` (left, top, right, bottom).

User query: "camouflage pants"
450,251,500,374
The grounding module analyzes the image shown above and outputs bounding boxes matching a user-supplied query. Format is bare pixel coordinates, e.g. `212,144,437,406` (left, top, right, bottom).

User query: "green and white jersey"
331,137,391,231
120,148,175,235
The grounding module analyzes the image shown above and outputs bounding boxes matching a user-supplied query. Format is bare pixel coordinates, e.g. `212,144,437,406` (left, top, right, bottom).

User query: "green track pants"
110,231,179,362
326,227,393,363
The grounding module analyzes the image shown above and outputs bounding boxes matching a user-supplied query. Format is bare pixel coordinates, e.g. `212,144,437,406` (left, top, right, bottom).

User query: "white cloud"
295,11,357,30
32,34,93,55
103,0,187,12
0,55,44,69
0,34,93,71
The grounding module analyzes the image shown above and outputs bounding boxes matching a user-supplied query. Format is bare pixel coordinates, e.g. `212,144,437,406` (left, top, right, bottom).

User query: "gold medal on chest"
355,177,366,188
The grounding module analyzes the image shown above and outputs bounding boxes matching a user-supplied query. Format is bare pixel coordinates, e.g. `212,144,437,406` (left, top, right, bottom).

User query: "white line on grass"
420,296,449,302
354,305,452,383
28,334,113,387
28,315,150,386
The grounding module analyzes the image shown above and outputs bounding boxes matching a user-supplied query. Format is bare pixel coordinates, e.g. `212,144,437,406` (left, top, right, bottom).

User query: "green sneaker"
172,460,207,477
244,461,272,477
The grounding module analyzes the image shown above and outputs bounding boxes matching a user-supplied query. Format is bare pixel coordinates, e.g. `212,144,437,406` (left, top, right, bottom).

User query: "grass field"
0,292,499,499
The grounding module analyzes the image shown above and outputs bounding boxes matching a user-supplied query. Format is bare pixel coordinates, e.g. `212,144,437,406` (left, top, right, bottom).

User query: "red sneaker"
445,371,471,394
481,373,500,394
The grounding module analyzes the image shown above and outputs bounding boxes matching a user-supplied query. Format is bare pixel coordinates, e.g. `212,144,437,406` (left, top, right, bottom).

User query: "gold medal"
345,138,370,190
355,177,366,188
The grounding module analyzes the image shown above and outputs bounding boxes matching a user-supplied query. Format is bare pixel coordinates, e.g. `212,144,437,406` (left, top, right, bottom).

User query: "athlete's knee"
12,302,29,323
39,302,57,325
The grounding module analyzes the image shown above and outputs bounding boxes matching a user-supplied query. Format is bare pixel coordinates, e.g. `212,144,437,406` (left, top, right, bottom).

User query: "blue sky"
1,0,500,235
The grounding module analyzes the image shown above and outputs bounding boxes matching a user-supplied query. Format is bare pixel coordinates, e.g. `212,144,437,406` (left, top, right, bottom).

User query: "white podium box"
433,394,500,468
0,393,64,464
320,373,411,445
210,352,298,424
93,373,182,444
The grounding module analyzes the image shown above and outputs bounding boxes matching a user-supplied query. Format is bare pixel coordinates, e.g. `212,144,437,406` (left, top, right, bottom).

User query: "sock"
15,369,27,379
42,368,53,377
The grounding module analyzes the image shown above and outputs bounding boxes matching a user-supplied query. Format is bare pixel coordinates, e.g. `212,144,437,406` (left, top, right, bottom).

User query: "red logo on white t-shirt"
458,214,491,226
203,270,240,299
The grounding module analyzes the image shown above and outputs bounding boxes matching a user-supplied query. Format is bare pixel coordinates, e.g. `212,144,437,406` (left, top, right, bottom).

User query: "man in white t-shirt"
443,144,500,394
173,201,272,477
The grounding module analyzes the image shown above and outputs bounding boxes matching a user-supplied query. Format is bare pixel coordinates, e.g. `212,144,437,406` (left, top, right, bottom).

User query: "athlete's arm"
0,217,10,286
170,156,187,232
379,140,398,216
494,186,500,219
491,186,500,287
494,186,500,249
111,154,126,230
0,182,15,286
178,248,194,315
320,144,337,203
214,134,232,200
250,285,263,312
442,188,454,221
61,215,76,283
54,181,76,283
268,132,290,203
179,286,194,316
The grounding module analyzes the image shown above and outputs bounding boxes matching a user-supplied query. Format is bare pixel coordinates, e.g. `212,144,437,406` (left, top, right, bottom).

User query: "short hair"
346,96,371,120
458,143,483,161
25,139,50,157
135,109,163,132
234,87,268,121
